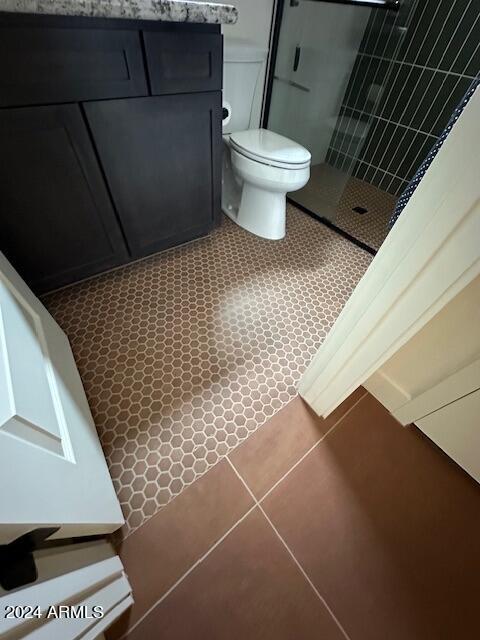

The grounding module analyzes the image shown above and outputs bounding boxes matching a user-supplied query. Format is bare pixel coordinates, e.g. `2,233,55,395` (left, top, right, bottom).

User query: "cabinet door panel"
0,105,128,292
0,27,147,107
85,93,221,257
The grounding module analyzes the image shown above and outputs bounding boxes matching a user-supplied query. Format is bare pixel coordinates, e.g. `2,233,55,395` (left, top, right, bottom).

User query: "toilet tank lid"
224,38,268,63
230,129,312,165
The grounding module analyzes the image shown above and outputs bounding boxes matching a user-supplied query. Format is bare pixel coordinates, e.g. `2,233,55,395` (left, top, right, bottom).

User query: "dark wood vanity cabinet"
0,27,148,107
0,16,222,293
85,92,221,258
0,104,128,292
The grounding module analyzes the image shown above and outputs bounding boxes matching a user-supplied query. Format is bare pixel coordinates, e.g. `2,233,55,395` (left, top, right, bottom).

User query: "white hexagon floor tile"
44,205,372,536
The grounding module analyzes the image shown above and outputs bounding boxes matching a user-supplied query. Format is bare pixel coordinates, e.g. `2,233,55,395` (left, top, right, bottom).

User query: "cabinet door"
0,105,128,292
85,92,222,258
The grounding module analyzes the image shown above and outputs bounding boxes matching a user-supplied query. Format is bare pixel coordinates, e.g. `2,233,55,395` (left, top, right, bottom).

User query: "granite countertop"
0,0,238,24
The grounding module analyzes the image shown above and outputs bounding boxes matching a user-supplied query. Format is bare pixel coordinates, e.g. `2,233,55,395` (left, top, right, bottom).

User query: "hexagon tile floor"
44,205,372,536
293,163,397,250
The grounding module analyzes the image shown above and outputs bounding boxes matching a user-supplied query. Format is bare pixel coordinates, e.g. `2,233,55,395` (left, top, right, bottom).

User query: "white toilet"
222,40,311,240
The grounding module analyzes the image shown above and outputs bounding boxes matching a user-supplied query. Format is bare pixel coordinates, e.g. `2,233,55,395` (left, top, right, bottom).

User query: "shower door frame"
261,0,400,126
261,0,284,130
262,0,397,255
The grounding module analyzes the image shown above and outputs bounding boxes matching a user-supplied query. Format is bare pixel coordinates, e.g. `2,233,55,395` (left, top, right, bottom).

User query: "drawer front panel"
0,27,148,107
144,32,222,95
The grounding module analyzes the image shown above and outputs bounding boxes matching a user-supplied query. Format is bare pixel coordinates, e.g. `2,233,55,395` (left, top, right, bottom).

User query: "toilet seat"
229,128,311,170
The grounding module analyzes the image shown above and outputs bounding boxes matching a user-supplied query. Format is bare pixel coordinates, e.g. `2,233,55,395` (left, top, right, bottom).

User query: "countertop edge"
0,0,239,25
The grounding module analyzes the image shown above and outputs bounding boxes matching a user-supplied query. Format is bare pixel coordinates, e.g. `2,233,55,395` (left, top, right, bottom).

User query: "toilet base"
233,184,286,240
221,137,310,241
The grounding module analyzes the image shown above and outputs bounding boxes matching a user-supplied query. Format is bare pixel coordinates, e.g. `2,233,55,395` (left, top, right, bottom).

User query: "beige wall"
211,0,276,127
416,389,480,484
220,0,275,49
365,275,480,483
365,275,480,411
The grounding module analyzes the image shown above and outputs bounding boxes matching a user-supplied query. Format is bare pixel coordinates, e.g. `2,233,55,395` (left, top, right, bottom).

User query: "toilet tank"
223,38,268,134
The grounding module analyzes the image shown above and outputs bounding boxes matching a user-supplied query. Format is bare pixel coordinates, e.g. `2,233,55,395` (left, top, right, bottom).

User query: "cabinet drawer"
144,32,222,95
0,27,148,107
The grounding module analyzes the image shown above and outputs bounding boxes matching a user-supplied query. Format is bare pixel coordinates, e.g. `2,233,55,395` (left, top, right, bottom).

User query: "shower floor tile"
293,163,397,250
44,205,372,535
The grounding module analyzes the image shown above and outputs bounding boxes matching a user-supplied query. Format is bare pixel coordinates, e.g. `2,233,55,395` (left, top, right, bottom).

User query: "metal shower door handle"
293,46,301,72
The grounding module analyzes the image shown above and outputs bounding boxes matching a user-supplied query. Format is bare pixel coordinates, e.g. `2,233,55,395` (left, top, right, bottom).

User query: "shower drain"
352,206,368,215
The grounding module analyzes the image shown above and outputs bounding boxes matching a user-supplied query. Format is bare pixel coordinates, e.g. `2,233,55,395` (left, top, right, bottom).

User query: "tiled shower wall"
326,0,479,195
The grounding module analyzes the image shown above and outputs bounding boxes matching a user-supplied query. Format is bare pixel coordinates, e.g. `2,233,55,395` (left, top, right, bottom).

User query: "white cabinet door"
0,252,123,545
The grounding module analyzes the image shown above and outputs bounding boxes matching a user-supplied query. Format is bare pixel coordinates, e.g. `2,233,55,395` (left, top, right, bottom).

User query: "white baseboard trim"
364,370,410,422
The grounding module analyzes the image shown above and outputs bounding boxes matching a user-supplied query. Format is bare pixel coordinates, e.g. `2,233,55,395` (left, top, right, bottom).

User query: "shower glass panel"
267,0,408,251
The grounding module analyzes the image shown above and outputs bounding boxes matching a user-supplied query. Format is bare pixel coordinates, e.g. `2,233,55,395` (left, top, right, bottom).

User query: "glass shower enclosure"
266,0,408,252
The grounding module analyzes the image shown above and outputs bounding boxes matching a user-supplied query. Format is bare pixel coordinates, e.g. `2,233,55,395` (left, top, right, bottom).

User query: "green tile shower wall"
326,0,479,196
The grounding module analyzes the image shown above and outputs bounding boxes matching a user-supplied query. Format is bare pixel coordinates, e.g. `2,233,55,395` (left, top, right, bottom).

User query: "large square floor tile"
229,387,365,499
263,393,480,640
106,459,254,639
127,509,346,640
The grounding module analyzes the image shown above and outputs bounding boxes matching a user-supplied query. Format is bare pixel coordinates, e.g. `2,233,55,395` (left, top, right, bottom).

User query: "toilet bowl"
222,128,311,240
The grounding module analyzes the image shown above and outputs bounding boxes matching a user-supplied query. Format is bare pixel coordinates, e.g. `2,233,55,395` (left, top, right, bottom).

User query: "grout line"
356,0,429,176
329,9,382,158
330,148,409,185
341,106,438,139
258,390,368,504
226,457,352,640
399,34,480,185
339,8,392,173
118,390,367,639
358,51,478,81
117,502,258,640
119,461,221,543
382,2,478,191
340,5,406,175
341,0,421,173
122,388,370,546
371,0,458,184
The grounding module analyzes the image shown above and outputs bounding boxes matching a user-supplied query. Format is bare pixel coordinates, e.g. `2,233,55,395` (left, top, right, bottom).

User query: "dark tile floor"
107,389,480,640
